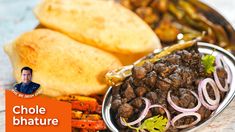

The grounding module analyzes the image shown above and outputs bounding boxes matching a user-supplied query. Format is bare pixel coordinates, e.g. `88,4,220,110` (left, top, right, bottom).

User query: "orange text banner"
5,90,71,132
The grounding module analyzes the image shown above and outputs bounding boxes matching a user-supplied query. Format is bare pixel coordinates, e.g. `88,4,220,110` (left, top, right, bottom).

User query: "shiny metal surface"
1,0,235,131
102,42,235,132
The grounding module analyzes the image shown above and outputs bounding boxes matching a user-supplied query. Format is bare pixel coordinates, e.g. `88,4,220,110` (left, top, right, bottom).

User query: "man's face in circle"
21,70,32,84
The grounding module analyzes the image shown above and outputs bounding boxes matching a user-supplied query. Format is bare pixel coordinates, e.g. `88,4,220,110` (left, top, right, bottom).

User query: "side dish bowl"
102,42,235,132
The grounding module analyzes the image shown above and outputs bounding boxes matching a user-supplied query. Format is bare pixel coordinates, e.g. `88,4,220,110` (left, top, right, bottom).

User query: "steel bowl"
102,42,235,132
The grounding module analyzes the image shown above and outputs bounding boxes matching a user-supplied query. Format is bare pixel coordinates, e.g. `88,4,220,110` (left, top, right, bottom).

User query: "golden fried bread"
34,0,161,54
4,29,122,97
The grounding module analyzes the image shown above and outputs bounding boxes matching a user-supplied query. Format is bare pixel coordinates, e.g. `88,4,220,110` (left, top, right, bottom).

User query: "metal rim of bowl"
102,42,235,132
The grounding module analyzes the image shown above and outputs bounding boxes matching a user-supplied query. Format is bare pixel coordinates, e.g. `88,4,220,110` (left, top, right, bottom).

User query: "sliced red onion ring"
213,68,229,92
201,78,220,105
171,112,201,129
149,104,171,130
120,97,151,126
167,90,201,112
198,78,219,110
215,54,223,68
224,62,232,83
214,54,230,92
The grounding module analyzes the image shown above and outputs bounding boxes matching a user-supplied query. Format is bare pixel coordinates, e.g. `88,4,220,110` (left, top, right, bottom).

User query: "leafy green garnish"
140,116,168,132
201,54,216,74
121,115,168,132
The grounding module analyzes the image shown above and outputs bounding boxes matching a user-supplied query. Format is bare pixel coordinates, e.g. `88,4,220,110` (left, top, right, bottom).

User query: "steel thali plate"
102,42,235,132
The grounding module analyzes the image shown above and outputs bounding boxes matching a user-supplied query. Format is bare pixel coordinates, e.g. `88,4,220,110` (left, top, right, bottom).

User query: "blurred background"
0,0,235,132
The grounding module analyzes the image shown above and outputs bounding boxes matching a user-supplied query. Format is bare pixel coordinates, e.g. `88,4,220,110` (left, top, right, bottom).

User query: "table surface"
0,0,235,132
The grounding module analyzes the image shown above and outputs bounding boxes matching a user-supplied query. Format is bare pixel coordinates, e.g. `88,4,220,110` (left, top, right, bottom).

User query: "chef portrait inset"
14,67,40,94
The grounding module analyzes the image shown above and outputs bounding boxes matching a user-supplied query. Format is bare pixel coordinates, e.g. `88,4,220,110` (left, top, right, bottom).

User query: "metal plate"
102,42,235,132
0,0,235,131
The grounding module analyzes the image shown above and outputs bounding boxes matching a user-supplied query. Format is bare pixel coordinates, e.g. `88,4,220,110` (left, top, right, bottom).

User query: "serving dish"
102,42,235,132
117,0,235,54
1,0,235,131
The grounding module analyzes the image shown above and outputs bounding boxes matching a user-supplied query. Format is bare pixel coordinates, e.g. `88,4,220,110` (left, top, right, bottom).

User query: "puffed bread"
4,29,122,97
34,0,161,54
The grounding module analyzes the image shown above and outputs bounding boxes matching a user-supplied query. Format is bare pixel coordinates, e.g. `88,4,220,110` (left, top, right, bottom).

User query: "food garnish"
119,98,171,130
121,115,168,132
171,112,201,129
213,54,231,92
167,90,201,112
198,78,220,110
201,54,216,74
